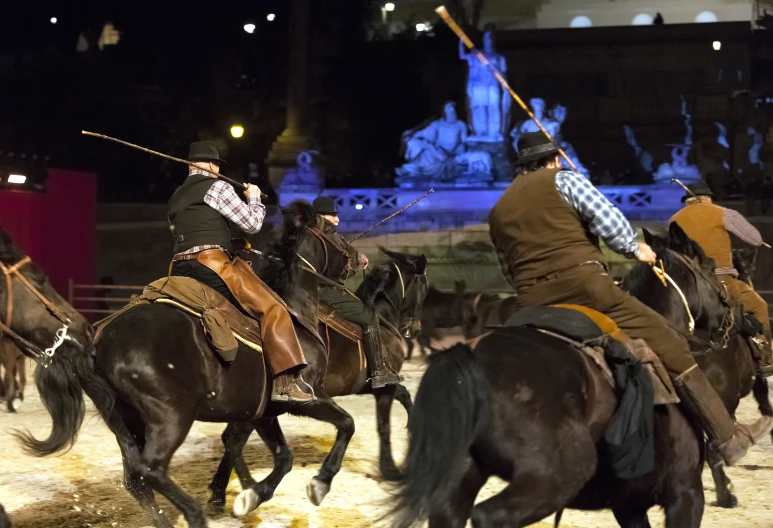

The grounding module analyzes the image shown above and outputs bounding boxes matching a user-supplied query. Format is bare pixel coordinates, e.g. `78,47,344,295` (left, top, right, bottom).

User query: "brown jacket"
670,202,732,269
489,167,606,290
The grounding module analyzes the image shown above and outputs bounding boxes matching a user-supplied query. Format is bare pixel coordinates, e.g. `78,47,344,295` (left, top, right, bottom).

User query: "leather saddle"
505,304,679,406
317,302,369,395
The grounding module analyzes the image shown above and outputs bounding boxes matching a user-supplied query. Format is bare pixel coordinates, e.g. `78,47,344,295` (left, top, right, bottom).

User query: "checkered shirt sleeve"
204,180,265,234
555,170,639,259
723,208,763,246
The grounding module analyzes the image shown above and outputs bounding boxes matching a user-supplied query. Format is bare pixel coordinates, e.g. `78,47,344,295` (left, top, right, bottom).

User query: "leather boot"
757,326,773,377
272,372,314,403
675,365,773,466
363,326,401,389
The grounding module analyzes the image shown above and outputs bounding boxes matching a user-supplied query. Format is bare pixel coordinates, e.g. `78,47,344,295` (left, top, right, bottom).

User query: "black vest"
168,174,232,253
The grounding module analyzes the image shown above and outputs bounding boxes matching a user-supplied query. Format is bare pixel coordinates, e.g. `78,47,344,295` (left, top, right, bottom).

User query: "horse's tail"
13,349,116,457
388,343,490,528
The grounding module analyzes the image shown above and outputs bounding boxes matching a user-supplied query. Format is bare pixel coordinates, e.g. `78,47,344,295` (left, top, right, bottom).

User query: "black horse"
207,203,429,515
0,228,94,528
626,229,773,508
389,224,741,528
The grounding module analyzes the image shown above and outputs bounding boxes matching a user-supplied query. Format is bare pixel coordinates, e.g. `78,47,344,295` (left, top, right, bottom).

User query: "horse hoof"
716,494,739,509
206,498,225,515
233,489,259,518
306,478,330,506
11,399,22,411
380,465,403,482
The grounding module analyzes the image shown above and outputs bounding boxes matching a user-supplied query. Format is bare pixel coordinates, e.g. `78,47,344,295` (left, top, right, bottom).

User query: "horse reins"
0,256,74,364
378,263,427,336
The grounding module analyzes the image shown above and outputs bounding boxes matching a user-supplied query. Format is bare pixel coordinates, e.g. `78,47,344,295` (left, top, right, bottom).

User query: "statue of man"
396,102,469,180
460,31,509,141
510,98,548,152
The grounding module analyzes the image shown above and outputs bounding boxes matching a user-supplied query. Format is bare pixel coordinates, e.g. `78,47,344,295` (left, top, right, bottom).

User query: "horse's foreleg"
208,421,255,513
233,417,294,517
395,383,413,415
3,359,16,413
428,459,487,528
15,355,25,401
289,392,355,506
612,507,652,528
375,385,401,480
752,375,773,445
706,443,737,508
663,486,704,528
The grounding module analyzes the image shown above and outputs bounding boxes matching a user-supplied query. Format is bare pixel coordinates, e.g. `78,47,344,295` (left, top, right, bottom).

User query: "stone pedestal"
465,140,512,183
267,130,314,190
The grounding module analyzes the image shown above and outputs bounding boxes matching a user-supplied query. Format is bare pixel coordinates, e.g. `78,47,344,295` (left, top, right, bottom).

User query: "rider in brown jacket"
489,132,773,466
167,141,313,403
670,181,773,375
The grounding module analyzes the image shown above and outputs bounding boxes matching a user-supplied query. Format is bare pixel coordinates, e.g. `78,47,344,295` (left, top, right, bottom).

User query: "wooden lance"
82,131,267,200
434,6,578,172
671,178,771,249
347,189,435,243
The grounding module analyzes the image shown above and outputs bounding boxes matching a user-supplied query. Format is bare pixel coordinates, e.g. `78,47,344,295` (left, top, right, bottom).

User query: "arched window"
695,11,718,23
570,15,592,28
632,13,653,25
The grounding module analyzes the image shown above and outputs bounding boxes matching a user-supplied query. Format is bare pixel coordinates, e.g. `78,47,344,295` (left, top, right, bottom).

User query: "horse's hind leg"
15,354,25,401
233,417,294,517
375,385,402,480
3,355,16,413
208,421,255,513
706,443,737,508
612,507,652,528
139,413,206,528
395,383,413,415
428,460,488,528
663,487,704,528
289,391,355,506
752,375,773,443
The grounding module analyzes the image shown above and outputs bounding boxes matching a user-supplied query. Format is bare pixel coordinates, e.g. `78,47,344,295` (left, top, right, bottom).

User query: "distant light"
384,3,395,11
50,17,58,24
267,13,276,22
696,11,718,23
230,125,245,138
631,13,653,26
713,40,722,51
243,23,256,34
415,23,426,32
355,204,364,210
570,15,592,28
8,174,26,184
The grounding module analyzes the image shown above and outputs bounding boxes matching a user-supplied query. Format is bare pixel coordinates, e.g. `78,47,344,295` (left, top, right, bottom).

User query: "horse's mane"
0,227,25,265
356,261,399,306
260,200,317,295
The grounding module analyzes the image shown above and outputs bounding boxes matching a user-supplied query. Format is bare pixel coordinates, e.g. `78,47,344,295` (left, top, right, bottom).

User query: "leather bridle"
0,256,73,366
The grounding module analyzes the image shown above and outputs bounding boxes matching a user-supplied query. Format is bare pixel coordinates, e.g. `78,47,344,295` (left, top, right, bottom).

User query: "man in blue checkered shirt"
489,131,773,467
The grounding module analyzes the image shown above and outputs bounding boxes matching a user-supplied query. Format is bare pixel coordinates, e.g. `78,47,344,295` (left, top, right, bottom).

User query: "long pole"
434,6,577,172
347,189,435,243
82,130,268,199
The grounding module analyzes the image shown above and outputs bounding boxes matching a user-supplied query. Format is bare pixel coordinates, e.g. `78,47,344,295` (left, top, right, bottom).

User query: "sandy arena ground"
2,332,773,528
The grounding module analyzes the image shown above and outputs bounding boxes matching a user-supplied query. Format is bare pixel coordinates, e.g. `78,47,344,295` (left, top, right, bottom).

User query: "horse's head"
356,248,428,338
635,223,734,342
733,247,758,286
0,228,92,363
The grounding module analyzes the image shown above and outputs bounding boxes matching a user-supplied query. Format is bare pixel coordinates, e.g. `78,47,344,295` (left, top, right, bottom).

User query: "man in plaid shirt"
489,132,772,466
168,141,313,403
671,181,773,374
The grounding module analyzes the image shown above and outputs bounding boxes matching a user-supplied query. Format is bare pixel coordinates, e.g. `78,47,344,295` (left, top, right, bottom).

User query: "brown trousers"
515,264,696,376
193,250,306,374
720,275,772,341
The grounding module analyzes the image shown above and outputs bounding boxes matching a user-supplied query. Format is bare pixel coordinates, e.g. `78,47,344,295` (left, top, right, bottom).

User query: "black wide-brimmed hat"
313,196,338,215
682,181,715,203
514,132,560,166
187,140,226,165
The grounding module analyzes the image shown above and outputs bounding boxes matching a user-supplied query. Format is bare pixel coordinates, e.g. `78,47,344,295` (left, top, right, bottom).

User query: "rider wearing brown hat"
670,181,772,374
489,132,773,466
311,196,401,388
167,141,314,403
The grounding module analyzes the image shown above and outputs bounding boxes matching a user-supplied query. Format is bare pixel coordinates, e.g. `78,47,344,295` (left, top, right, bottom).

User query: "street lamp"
713,41,721,51
230,125,245,138
384,3,395,11
416,22,426,32
267,13,276,22
7,174,26,184
244,23,256,34
50,17,57,24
